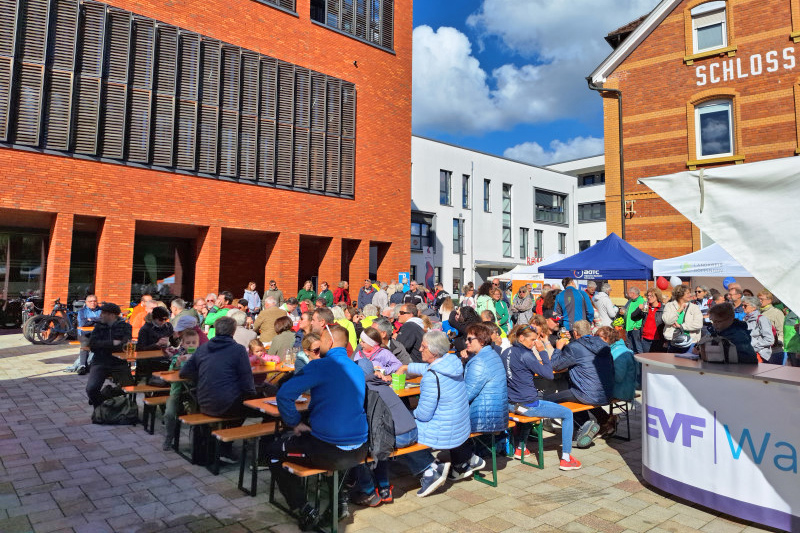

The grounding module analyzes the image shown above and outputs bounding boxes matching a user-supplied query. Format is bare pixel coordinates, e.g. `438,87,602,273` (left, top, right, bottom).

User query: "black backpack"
364,388,396,463
91,396,139,425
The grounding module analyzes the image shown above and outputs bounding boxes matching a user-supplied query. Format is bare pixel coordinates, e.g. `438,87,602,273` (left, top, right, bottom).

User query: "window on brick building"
696,99,733,158
311,0,394,51
692,1,727,53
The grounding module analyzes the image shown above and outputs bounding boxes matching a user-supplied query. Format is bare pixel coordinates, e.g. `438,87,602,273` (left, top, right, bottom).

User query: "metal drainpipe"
586,77,625,241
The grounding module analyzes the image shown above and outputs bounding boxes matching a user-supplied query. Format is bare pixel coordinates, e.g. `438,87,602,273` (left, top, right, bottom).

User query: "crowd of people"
74,274,798,531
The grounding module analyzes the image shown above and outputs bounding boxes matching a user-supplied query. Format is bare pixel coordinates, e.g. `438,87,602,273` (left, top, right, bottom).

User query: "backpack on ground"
364,388,396,464
697,335,738,364
91,395,139,425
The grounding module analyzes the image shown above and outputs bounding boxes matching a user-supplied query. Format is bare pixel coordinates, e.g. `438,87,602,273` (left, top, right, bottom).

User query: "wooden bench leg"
473,433,498,487
519,422,544,469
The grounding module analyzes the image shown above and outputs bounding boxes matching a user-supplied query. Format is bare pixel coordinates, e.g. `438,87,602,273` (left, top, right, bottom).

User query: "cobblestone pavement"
0,333,778,533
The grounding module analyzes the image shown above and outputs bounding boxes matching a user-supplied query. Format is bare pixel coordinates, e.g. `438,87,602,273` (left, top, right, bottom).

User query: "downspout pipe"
586,76,625,241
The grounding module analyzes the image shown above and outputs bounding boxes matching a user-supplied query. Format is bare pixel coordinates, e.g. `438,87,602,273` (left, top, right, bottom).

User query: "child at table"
162,328,200,451
249,339,280,366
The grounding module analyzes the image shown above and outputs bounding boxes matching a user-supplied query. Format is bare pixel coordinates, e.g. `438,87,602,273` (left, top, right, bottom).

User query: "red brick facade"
0,0,411,305
602,0,800,259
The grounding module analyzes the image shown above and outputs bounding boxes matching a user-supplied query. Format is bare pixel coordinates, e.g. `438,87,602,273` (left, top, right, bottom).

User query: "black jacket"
396,319,424,363
137,321,175,351
88,319,132,366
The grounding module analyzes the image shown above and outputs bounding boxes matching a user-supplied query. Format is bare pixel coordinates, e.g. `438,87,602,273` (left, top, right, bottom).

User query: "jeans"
510,401,573,454
354,428,434,493
267,433,368,510
627,329,643,354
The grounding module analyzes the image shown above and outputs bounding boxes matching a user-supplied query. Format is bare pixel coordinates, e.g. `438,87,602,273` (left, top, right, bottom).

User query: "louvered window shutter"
355,0,367,39
127,17,154,162
72,0,104,155
238,50,259,181
326,0,339,28
275,61,293,186
0,0,18,142
100,8,130,159
341,0,354,33
197,38,220,174
42,0,77,151
152,24,176,167
324,77,340,194
175,31,198,170
15,0,50,146
257,56,276,184
292,66,309,188
309,72,325,191
381,0,393,50
340,82,355,196
218,45,239,177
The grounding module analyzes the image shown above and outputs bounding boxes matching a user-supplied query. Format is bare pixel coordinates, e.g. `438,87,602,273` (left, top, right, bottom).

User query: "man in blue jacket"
268,324,368,531
547,320,614,449
75,294,102,374
555,278,595,331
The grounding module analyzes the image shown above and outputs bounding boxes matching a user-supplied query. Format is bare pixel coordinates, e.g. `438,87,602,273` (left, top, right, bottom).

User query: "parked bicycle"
20,296,46,343
34,299,79,345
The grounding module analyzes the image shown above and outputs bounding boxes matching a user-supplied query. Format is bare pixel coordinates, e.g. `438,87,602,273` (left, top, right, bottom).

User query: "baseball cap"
174,315,198,332
542,310,561,323
100,302,121,315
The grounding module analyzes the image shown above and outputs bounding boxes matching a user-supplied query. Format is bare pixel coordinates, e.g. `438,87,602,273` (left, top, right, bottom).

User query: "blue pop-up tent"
539,233,656,280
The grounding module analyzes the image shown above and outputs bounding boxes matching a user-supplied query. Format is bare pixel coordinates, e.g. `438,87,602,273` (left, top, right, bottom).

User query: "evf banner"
643,366,800,531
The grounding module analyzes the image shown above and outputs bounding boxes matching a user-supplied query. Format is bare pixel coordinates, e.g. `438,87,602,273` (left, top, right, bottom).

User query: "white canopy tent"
653,243,763,294
640,156,800,313
487,254,567,285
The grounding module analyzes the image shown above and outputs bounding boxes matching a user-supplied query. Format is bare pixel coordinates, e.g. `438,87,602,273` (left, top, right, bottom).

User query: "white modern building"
410,136,606,294
546,154,607,251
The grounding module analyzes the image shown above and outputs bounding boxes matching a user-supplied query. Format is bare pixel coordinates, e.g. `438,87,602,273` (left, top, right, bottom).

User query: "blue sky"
411,0,660,165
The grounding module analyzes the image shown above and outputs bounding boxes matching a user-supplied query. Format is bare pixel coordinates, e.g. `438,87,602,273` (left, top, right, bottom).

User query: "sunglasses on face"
398,311,412,315
310,347,320,354
466,336,477,342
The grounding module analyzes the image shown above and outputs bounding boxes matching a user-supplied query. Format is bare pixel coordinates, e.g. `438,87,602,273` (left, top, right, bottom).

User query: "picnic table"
243,395,310,418
117,350,168,361
153,364,294,383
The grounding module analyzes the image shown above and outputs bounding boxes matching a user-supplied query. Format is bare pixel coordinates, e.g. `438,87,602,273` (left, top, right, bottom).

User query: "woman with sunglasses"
510,286,534,326
503,324,582,471
297,333,321,371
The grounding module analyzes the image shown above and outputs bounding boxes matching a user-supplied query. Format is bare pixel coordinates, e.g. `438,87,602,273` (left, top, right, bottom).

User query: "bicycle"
21,296,45,343
34,299,79,345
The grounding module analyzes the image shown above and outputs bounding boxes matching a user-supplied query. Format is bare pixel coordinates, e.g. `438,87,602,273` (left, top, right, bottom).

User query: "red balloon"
656,276,669,290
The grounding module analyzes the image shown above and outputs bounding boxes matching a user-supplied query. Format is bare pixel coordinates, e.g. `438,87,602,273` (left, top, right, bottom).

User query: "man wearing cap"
542,310,562,346
84,303,134,407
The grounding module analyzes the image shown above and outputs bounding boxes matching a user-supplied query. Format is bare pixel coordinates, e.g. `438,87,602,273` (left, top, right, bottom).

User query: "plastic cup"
391,373,406,391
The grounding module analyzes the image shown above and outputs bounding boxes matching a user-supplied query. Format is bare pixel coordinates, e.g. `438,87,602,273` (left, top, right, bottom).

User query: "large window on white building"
411,213,434,251
462,174,470,209
440,170,452,205
535,190,568,225
452,218,463,254
483,179,491,212
696,99,733,158
502,184,512,257
558,232,567,255
692,1,727,53
520,228,529,259
578,202,606,223
534,230,543,258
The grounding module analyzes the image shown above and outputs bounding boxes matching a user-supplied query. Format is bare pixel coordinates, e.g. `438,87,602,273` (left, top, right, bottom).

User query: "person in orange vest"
129,294,155,339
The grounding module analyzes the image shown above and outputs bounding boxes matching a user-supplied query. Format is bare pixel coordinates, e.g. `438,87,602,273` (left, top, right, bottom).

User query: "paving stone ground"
0,332,780,533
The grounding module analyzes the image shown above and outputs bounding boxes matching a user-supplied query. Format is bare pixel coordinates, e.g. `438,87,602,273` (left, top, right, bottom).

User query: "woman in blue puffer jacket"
464,323,508,434
403,330,470,497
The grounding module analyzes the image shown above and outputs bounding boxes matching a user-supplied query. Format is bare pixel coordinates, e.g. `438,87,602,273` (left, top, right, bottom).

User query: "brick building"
0,0,410,307
589,0,800,258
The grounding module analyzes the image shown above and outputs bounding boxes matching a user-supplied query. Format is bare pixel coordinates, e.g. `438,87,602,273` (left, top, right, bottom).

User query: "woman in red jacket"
640,288,664,353
333,281,351,305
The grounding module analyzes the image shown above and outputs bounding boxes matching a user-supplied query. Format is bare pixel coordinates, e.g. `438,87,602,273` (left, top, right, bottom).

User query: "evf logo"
572,269,601,279
647,405,706,448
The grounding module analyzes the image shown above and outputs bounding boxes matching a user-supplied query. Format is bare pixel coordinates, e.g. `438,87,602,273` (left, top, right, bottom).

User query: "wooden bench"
211,422,277,494
122,384,169,401
142,395,168,435
468,420,516,487
175,413,237,465
509,413,544,469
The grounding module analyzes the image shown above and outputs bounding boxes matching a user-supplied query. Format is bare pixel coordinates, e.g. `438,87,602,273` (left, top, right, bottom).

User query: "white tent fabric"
653,243,753,278
640,156,800,313
487,254,568,282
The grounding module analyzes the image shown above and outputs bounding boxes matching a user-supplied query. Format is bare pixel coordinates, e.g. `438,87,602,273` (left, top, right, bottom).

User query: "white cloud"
503,136,605,165
412,0,659,134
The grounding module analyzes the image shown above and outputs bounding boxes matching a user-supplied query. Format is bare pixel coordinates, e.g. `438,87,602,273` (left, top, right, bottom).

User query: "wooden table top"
243,395,310,418
394,384,421,398
116,350,167,361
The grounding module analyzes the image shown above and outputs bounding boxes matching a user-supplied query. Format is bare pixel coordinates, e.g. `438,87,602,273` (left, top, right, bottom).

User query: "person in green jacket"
318,281,334,307
624,286,645,354
784,310,800,366
204,291,235,339
492,287,510,334
297,280,317,304
475,282,494,316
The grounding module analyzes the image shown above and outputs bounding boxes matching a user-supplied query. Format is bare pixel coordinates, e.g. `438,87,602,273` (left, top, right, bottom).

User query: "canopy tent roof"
539,233,656,280
640,156,800,314
487,254,567,282
653,243,754,278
